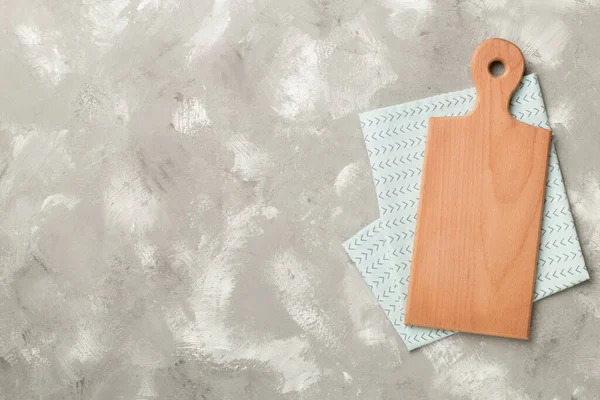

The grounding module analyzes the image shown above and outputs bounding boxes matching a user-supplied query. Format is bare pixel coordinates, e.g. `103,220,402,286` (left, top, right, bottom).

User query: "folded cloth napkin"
343,74,589,351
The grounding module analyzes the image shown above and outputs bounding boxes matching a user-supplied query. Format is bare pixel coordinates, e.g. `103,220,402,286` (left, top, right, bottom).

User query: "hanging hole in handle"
488,60,505,77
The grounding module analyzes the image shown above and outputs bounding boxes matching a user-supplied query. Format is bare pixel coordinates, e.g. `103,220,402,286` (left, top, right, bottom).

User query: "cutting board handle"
471,38,525,117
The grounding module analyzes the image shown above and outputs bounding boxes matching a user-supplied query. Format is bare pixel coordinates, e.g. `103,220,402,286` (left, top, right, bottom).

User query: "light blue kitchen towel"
343,74,589,351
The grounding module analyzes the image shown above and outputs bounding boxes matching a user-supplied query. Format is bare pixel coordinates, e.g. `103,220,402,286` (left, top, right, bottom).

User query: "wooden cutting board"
404,38,551,339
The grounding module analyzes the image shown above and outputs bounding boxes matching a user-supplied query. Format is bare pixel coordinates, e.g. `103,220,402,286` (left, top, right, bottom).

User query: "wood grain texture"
404,38,552,339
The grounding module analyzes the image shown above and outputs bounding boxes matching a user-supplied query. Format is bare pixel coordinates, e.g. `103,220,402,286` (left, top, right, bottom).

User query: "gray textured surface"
1,1,600,399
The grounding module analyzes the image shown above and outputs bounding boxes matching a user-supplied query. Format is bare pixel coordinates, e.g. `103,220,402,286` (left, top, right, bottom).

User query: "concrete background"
1,0,600,399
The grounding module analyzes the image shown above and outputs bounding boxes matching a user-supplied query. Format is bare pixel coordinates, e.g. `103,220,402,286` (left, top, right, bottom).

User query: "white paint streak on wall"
434,358,531,400
261,206,279,220
341,273,368,324
167,206,321,393
334,162,362,196
343,371,353,383
509,17,571,68
136,371,158,399
342,266,401,353
572,386,594,400
300,223,324,251
267,19,397,121
171,204,263,355
15,24,70,86
325,16,398,119
134,241,157,268
50,322,104,382
226,135,273,182
172,311,321,393
382,0,431,10
196,194,214,212
467,0,595,13
172,97,210,136
421,326,528,399
83,0,131,50
103,163,160,235
355,326,390,347
268,250,340,348
222,204,265,248
11,132,33,158
549,100,576,131
186,0,231,64
115,95,130,125
1,128,74,201
137,0,179,11
464,3,572,68
270,30,325,121
235,336,322,393
41,194,80,211
420,338,464,372
330,206,343,219
380,0,433,37
169,284,231,356
20,345,49,367
66,323,105,364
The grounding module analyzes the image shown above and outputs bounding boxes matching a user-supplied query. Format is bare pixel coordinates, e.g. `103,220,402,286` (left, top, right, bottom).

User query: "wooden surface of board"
404,38,552,339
